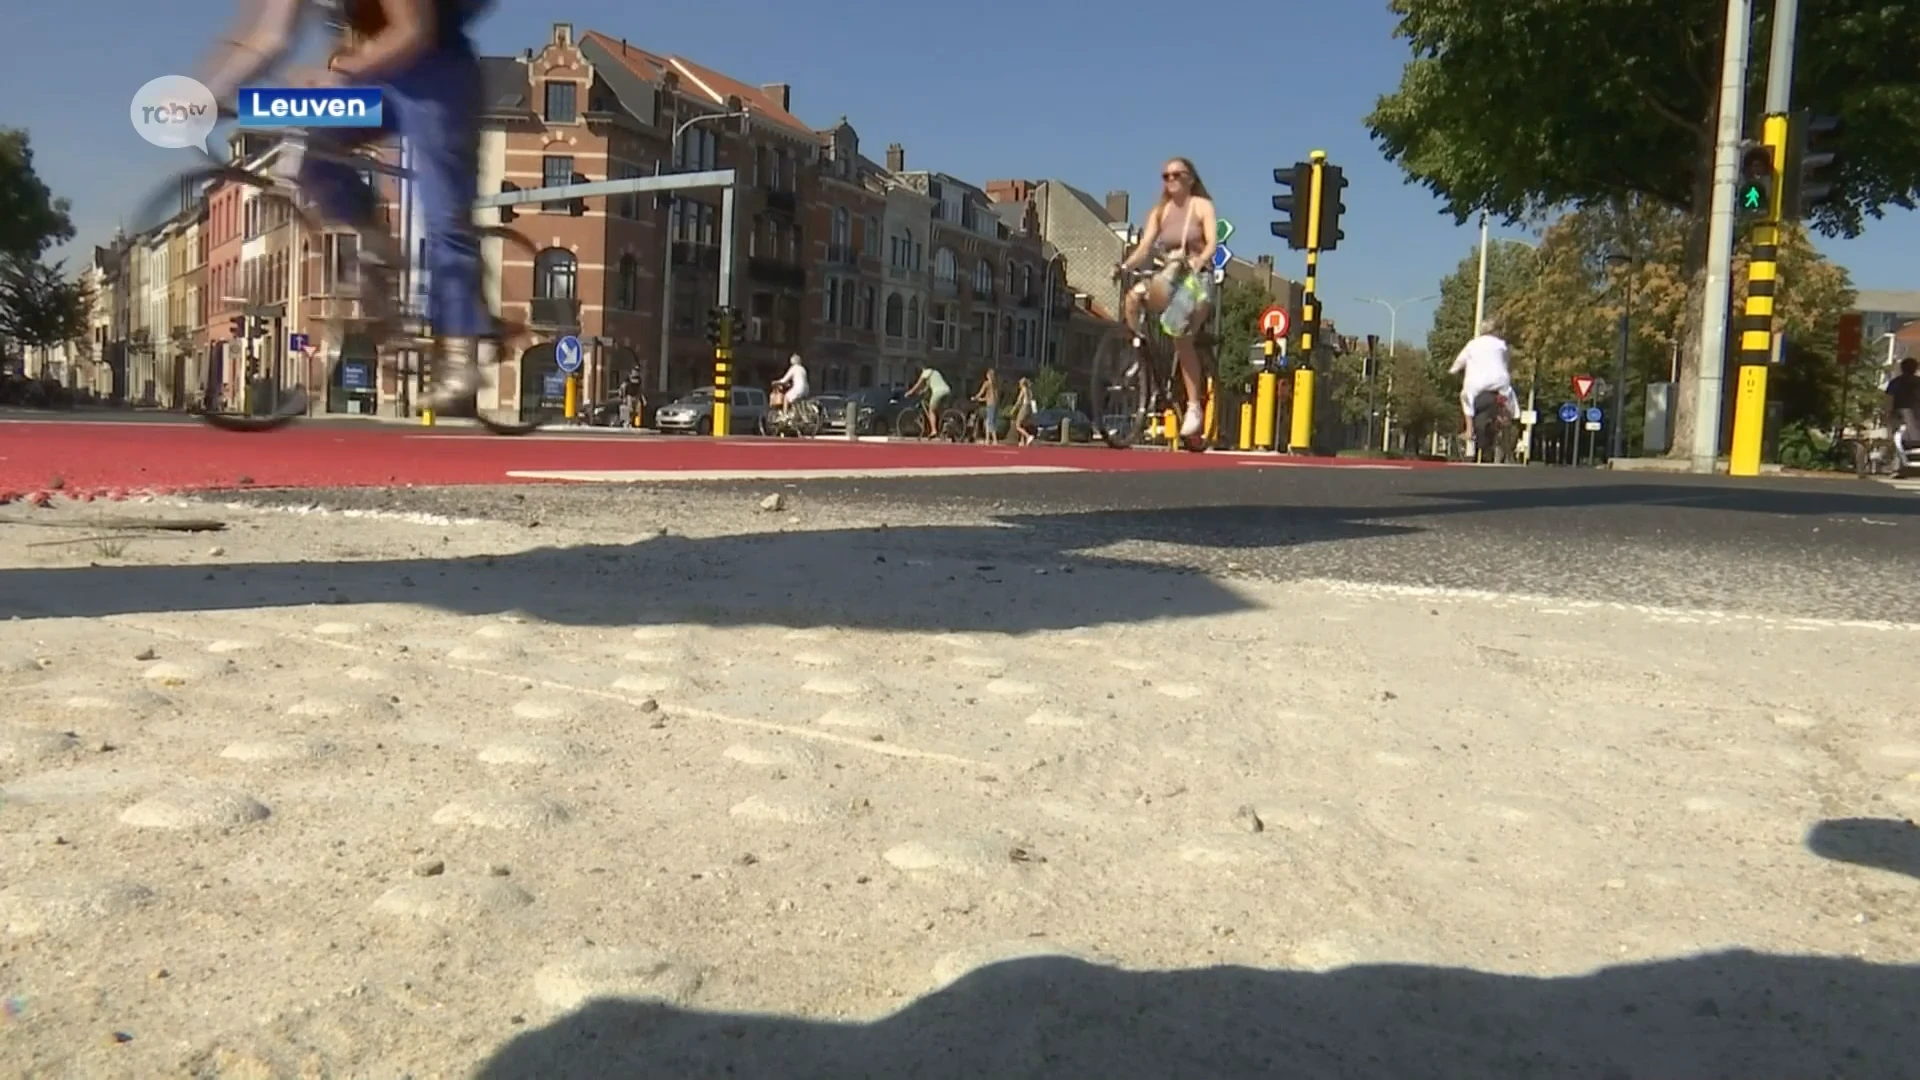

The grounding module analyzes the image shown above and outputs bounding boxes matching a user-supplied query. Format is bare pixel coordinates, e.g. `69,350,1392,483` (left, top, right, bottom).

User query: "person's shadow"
1806,817,1920,880
473,950,1920,1079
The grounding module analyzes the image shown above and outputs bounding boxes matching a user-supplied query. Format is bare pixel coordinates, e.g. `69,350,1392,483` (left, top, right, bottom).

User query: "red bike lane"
0,419,1450,502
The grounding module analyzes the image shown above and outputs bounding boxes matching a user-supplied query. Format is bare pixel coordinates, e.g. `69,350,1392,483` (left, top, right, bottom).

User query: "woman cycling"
1114,157,1217,440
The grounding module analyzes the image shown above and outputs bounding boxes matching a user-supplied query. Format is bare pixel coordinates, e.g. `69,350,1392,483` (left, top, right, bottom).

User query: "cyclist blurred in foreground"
198,0,491,414
1450,317,1521,444
1114,156,1217,439
1887,356,1920,472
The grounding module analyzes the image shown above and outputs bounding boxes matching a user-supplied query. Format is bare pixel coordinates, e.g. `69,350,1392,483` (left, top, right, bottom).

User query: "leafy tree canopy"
1366,0,1920,237
0,256,90,351
0,130,74,262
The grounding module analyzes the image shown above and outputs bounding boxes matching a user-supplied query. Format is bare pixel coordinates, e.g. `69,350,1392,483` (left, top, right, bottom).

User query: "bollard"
1061,413,1073,445
1288,369,1315,453
1238,402,1253,450
563,375,578,422
421,409,434,427
1253,371,1278,449
1203,377,1218,445
1162,407,1177,449
844,400,859,441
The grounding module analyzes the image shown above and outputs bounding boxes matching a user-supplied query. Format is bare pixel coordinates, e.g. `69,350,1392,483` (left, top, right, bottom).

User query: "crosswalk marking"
1876,476,1920,493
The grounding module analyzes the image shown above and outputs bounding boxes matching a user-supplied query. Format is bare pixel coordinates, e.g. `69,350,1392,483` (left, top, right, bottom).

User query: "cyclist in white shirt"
772,353,809,407
1449,319,1520,437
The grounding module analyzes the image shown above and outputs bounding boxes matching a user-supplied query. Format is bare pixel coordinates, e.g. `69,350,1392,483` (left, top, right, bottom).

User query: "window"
839,280,855,326
859,286,876,330
884,293,904,336
890,233,911,268
534,248,577,300
674,201,716,245
674,127,717,171
543,81,577,123
775,149,791,191
1002,318,1013,355
933,247,957,287
928,302,960,351
243,198,260,240
1020,265,1034,297
973,260,993,299
1015,317,1030,359
863,215,881,257
617,255,638,310
611,162,642,219
322,233,358,292
831,207,851,250
1006,260,1016,295
754,146,770,187
541,156,574,212
976,312,996,358
822,277,839,322
906,297,920,340
789,224,803,264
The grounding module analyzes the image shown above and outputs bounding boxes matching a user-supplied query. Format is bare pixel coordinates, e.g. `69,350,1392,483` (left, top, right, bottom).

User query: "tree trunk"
1665,131,1724,460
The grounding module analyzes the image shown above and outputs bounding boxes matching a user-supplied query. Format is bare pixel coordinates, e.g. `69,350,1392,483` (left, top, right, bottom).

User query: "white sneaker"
422,337,481,413
1179,404,1203,438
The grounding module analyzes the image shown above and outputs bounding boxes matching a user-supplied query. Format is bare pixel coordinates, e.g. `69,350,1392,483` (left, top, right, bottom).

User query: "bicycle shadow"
471,950,1920,1079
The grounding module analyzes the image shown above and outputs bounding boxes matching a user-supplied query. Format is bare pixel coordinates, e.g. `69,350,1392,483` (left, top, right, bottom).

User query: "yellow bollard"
1238,402,1254,450
1163,407,1178,448
1288,369,1316,453
1203,378,1218,444
563,375,578,421
1728,364,1768,476
421,409,434,427
1253,371,1278,449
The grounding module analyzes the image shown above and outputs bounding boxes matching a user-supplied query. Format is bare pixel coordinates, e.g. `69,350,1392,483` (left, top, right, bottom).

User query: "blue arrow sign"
288,333,308,351
1557,402,1580,424
555,335,583,374
1212,244,1232,271
1585,406,1602,424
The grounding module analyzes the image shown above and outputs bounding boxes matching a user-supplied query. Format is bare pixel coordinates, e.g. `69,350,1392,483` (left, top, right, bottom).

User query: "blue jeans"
300,45,487,338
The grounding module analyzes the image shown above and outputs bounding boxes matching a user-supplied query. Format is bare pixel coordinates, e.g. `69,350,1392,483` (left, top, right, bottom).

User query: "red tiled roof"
580,30,814,138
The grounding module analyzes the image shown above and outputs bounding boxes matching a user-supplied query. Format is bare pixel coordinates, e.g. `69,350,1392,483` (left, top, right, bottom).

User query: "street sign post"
1572,374,1595,399
1558,401,1581,466
1212,244,1232,272
1584,406,1602,427
1557,402,1579,424
1259,305,1290,340
288,332,308,352
555,335,583,374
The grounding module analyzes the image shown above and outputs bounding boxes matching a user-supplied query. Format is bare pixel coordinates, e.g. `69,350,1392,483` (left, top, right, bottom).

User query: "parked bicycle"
136,127,544,435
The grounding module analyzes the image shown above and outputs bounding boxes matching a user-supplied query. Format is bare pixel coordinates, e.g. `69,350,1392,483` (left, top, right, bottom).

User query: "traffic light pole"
1730,0,1800,477
1688,0,1753,474
1289,150,1327,454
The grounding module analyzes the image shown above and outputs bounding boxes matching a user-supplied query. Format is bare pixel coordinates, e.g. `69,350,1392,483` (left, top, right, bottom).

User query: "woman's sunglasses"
1162,171,1189,180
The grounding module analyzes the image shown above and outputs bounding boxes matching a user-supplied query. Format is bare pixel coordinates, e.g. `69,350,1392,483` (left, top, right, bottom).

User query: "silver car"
654,387,767,434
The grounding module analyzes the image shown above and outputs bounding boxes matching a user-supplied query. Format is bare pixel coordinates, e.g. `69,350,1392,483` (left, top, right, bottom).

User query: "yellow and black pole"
1288,151,1327,454
1729,117,1787,477
712,306,734,436
1253,336,1279,449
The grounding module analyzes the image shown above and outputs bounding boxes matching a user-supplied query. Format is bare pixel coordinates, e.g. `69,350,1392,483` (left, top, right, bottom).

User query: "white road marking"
505,466,1084,482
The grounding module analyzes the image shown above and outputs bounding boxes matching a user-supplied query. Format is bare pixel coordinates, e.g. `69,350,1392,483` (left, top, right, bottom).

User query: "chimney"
551,22,572,45
1256,254,1273,271
886,143,905,172
1104,190,1129,223
760,83,791,112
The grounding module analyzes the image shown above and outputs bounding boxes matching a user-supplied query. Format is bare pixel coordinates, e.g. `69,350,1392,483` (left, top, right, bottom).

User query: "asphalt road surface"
209,462,1920,624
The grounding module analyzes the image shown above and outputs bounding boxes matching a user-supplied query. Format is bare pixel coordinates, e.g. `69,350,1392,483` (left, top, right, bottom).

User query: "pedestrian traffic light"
1313,163,1347,252
1780,109,1841,221
1271,163,1310,250
498,181,519,223
1735,141,1775,226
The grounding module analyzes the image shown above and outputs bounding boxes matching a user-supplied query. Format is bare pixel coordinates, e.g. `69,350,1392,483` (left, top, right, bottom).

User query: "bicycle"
759,396,823,437
1470,390,1517,463
1087,256,1211,452
135,130,546,435
892,393,967,440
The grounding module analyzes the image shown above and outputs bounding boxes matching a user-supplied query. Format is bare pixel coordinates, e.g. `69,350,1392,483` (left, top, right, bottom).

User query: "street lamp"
656,107,750,394
1356,293,1438,452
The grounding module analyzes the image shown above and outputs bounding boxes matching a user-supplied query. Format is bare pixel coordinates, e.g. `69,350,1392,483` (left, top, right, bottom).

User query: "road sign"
1212,244,1232,271
288,333,308,351
555,335,583,374
1259,305,1290,339
1557,402,1579,424
1572,374,1594,399
1585,406,1602,424
1216,219,1233,245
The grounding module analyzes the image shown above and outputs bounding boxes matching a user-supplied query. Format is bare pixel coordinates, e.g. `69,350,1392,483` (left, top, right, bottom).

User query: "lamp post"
1603,250,1635,459
656,108,749,394
1356,293,1437,452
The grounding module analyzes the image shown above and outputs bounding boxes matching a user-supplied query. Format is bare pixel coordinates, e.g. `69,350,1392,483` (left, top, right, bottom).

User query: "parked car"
1030,407,1095,443
654,386,767,434
817,386,914,436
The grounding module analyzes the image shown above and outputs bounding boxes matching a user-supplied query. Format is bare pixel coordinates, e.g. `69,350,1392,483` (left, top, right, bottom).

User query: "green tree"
0,130,73,262
0,257,88,352
1032,364,1067,410
1425,240,1540,382
1367,0,1920,456
1212,278,1269,397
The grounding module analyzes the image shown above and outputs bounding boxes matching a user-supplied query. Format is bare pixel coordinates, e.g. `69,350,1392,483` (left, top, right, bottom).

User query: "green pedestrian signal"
1735,142,1775,226
1739,183,1763,210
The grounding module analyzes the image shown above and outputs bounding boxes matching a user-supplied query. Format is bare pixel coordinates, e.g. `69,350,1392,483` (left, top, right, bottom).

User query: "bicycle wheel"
936,409,967,441
795,400,823,437
1086,330,1148,448
894,407,926,439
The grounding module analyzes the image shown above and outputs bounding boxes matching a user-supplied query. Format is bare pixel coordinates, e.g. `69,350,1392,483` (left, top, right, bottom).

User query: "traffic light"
706,306,737,347
1780,109,1841,221
498,181,519,223
229,315,246,338
1735,141,1775,226
1270,164,1310,250
1364,333,1379,379
1314,163,1347,252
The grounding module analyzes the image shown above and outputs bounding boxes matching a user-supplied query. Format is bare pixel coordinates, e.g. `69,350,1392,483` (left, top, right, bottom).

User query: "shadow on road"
1402,478,1920,520
0,506,1419,630
1806,817,1920,881
472,950,1917,1079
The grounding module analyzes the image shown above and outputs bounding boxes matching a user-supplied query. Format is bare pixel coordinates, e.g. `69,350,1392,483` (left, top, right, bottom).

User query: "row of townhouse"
78,21,1298,418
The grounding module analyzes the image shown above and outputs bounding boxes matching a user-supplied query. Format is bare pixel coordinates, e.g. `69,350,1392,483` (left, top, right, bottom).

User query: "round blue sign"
1585,406,1602,423
555,335,583,374
1557,402,1580,424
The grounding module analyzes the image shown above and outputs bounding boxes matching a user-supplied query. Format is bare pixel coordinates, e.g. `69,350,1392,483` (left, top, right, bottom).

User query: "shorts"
1138,265,1217,337
928,389,950,410
1462,385,1517,419
985,404,999,432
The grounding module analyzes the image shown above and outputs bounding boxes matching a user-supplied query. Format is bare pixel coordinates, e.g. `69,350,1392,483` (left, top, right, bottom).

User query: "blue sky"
7,0,1913,345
